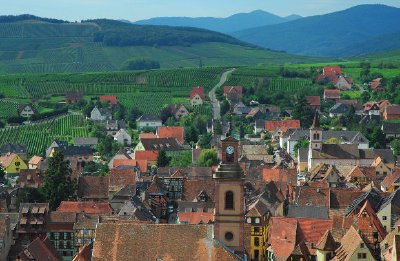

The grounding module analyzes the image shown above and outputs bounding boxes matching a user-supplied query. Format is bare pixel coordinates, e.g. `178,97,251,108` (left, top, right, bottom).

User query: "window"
255,218,260,224
254,227,260,233
15,161,20,166
357,253,367,259
247,217,251,224
360,243,364,248
254,249,259,260
383,216,387,220
254,237,260,246
225,232,234,241
225,191,234,210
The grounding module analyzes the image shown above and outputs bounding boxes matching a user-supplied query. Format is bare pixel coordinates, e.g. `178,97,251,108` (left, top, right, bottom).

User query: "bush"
123,59,160,70
30,108,68,121
7,116,25,124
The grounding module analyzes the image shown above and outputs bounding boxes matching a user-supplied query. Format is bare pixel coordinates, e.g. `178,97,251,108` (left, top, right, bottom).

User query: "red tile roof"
178,212,214,224
370,78,384,90
190,86,205,100
20,238,60,261
265,120,301,132
268,217,297,260
78,176,109,200
296,218,333,244
110,168,136,189
223,86,243,97
386,105,400,115
134,150,158,162
57,201,112,215
323,66,342,76
356,200,387,240
306,96,321,107
157,126,184,144
99,95,118,105
113,159,148,173
92,224,237,261
139,133,158,140
381,168,400,190
324,89,341,94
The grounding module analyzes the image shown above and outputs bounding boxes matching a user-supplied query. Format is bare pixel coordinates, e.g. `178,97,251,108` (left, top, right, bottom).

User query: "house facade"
190,86,205,106
113,129,132,145
0,153,27,175
136,115,162,129
19,104,37,118
90,106,112,121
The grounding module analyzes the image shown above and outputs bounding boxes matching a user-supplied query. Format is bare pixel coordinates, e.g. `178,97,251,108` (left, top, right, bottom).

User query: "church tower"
213,136,245,253
309,112,322,151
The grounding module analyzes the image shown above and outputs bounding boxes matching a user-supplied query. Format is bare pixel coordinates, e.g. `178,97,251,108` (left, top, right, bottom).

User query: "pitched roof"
382,122,400,134
381,168,400,189
18,104,37,114
0,143,27,154
0,153,20,168
306,96,321,106
109,168,136,189
287,205,329,219
140,137,184,151
137,114,161,122
324,89,341,96
190,86,205,100
183,179,215,202
386,105,400,115
315,230,336,251
134,150,158,161
265,120,300,132
335,226,369,261
99,95,118,105
19,238,60,261
28,155,43,165
72,242,93,261
345,188,384,215
73,137,99,146
294,186,330,207
323,66,342,75
48,211,76,223
139,132,158,140
113,159,147,173
157,126,185,144
57,201,112,215
356,200,387,239
223,86,243,95
92,224,239,261
268,217,298,261
78,176,109,200
178,212,214,224
296,218,334,244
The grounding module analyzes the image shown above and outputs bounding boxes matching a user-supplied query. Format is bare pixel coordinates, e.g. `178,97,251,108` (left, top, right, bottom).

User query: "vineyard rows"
0,114,89,156
0,99,19,118
0,67,225,98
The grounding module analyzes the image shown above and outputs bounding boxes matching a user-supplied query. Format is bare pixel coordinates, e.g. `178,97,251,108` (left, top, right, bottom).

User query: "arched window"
225,191,234,209
313,133,317,140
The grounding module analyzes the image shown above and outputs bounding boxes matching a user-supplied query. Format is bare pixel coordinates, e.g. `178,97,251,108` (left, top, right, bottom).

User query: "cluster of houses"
0,66,400,260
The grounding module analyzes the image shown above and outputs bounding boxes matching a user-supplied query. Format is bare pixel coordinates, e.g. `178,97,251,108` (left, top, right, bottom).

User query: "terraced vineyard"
0,114,89,156
117,92,174,115
0,99,19,119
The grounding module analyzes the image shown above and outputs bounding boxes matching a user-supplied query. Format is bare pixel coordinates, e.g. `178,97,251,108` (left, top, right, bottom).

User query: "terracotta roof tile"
265,120,300,133
157,126,184,144
57,201,112,215
323,66,342,75
139,133,158,140
306,96,321,106
110,168,136,190
268,217,297,260
0,153,19,168
20,238,60,261
135,150,158,162
28,155,43,165
78,176,109,200
183,179,215,202
190,86,205,100
99,95,117,105
381,168,400,190
178,212,214,224
92,224,238,261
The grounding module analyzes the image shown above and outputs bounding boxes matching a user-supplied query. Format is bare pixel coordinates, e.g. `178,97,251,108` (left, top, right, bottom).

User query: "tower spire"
311,111,321,129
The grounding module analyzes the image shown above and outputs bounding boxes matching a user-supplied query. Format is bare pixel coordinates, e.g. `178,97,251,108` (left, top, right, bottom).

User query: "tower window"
225,232,234,241
225,191,234,210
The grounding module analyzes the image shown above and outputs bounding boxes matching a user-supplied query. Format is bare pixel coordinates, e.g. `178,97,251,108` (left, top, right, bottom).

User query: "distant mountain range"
232,4,400,57
133,10,302,34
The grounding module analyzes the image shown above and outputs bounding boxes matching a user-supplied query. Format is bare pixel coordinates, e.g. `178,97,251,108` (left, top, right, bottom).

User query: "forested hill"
86,19,252,47
0,15,332,74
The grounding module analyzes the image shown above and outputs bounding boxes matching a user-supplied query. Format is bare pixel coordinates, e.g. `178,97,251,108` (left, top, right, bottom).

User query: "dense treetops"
86,19,252,47
0,14,66,24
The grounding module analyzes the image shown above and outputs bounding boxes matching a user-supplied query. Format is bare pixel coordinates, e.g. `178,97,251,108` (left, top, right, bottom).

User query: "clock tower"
213,136,244,253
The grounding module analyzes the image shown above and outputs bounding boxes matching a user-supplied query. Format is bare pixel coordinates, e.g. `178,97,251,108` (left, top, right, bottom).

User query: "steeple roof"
310,112,321,129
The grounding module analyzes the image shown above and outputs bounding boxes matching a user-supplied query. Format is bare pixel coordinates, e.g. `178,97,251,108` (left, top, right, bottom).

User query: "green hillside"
0,17,333,74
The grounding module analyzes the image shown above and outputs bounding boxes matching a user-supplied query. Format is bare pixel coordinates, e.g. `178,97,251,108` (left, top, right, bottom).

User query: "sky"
1,0,400,21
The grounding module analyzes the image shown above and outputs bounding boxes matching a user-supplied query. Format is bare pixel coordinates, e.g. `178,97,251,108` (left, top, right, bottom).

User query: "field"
0,114,90,156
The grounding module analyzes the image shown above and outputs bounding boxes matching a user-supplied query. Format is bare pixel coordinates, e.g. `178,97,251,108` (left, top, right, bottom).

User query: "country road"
208,68,235,120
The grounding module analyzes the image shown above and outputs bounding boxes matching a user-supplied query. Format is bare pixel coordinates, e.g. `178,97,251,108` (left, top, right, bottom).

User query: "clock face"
226,146,235,155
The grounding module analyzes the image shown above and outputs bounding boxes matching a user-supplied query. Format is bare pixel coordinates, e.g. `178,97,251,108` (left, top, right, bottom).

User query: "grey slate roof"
137,114,161,122
140,138,184,151
329,103,349,114
345,188,384,216
382,122,400,134
73,137,98,146
287,204,329,219
379,189,400,212
298,148,309,162
287,129,369,144
373,149,396,163
0,143,27,154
